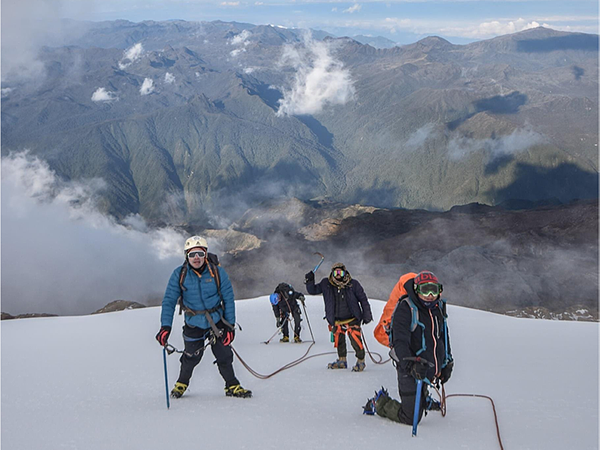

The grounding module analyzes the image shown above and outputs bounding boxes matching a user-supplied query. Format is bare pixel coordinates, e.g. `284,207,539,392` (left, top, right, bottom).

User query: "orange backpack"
373,272,417,347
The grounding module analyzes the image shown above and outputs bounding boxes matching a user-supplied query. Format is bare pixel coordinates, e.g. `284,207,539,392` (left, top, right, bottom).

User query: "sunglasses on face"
188,250,206,259
333,269,345,277
417,282,441,297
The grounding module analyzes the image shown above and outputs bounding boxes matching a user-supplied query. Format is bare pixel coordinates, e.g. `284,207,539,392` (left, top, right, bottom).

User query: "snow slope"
2,297,598,450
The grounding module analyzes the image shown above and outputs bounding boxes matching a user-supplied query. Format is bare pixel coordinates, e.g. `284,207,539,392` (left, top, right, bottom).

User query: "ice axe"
403,356,435,437
311,252,325,273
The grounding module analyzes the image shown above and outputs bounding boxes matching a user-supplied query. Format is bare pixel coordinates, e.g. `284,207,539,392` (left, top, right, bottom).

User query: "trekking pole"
299,298,316,343
261,316,289,344
162,346,170,409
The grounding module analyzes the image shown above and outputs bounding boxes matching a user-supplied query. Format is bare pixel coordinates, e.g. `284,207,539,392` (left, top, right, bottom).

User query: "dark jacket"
306,276,373,326
272,285,304,318
391,279,451,380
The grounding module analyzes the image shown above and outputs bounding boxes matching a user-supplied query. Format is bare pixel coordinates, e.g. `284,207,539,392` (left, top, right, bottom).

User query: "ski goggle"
416,282,441,297
187,250,206,259
333,268,345,277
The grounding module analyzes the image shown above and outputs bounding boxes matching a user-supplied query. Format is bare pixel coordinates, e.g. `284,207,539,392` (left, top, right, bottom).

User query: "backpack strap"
389,296,427,355
438,298,453,367
177,256,234,335
402,297,427,355
177,260,189,316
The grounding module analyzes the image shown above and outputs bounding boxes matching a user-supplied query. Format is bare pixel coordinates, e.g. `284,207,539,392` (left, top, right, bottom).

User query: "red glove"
155,326,171,346
222,329,235,346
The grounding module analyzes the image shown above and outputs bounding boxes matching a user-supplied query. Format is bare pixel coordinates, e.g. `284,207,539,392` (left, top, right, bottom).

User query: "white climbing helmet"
184,235,208,254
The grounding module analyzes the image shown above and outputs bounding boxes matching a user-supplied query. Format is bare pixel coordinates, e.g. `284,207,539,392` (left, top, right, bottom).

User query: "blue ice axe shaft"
312,252,325,273
162,346,170,409
412,379,423,436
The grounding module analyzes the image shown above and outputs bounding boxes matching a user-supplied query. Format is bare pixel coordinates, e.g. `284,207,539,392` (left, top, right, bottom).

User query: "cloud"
221,2,240,6
230,29,252,46
332,7,338,12
91,87,118,102
343,4,362,14
140,78,154,95
440,18,544,39
164,72,175,84
230,48,247,57
447,126,545,160
118,43,144,70
2,88,14,97
405,123,439,150
276,34,355,116
243,67,256,74
1,152,188,316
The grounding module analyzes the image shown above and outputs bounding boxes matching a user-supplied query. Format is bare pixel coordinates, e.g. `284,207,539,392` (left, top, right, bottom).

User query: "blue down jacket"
160,264,235,329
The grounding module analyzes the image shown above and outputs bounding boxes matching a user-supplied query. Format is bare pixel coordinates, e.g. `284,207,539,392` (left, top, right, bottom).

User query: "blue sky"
58,0,599,44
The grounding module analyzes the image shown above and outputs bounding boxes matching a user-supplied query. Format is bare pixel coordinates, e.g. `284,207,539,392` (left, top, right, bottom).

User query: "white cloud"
332,7,338,12
2,87,14,97
230,29,252,46
405,123,438,150
277,34,355,116
91,87,118,102
220,1,240,5
448,126,545,160
164,72,175,84
255,1,264,4
440,18,543,39
1,152,185,315
343,3,362,14
243,67,256,74
230,48,247,57
118,43,144,70
140,78,154,95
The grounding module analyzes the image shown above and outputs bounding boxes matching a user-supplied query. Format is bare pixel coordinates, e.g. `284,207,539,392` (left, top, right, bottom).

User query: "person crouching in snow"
271,282,304,343
364,271,453,424
155,235,252,399
305,262,373,371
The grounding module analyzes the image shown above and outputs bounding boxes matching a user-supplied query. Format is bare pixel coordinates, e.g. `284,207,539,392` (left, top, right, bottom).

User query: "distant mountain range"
1,20,598,227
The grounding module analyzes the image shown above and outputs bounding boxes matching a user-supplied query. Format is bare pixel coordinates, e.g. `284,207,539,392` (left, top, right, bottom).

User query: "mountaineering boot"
280,336,290,343
294,335,302,343
225,384,253,398
363,387,389,415
352,359,366,372
327,357,347,369
170,382,188,399
425,395,441,411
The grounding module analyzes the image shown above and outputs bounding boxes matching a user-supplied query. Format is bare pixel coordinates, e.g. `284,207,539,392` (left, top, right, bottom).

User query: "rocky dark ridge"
217,198,598,320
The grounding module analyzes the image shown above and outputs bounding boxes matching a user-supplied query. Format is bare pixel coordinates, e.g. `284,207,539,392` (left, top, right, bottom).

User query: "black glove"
298,294,306,302
439,360,454,384
362,318,372,325
276,318,283,328
221,328,235,346
305,271,315,284
410,360,429,380
155,326,171,346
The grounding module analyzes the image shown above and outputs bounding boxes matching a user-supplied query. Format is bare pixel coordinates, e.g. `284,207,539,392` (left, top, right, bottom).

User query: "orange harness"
332,320,364,350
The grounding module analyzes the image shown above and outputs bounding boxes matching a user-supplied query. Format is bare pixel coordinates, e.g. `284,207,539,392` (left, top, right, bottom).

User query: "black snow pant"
376,370,428,425
177,323,239,388
334,319,365,360
281,306,302,339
